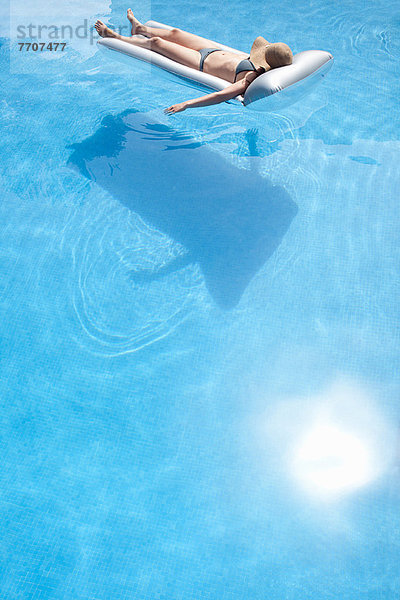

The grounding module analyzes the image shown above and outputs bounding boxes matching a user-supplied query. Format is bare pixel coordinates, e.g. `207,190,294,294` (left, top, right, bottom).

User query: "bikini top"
235,57,257,79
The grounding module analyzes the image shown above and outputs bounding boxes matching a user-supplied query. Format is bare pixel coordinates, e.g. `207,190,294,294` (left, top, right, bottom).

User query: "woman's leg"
94,20,200,69
127,10,218,51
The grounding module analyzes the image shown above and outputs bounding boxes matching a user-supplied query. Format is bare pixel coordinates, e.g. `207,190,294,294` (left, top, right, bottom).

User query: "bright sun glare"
292,423,373,496
255,381,395,501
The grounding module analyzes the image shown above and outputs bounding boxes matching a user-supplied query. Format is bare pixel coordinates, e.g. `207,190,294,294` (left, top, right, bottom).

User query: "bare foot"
94,20,118,38
127,9,143,35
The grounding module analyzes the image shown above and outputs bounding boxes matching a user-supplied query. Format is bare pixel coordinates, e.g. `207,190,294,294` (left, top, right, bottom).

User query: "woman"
95,10,293,114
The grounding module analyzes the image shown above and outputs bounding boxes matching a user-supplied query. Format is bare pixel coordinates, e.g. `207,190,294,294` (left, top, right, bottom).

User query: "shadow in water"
243,127,282,157
68,109,297,309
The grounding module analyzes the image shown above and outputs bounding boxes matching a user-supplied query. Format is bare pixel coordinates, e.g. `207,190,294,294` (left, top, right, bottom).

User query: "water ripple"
326,7,400,59
67,196,203,356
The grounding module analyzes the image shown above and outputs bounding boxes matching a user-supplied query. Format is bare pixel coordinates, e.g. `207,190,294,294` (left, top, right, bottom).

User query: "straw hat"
250,36,293,70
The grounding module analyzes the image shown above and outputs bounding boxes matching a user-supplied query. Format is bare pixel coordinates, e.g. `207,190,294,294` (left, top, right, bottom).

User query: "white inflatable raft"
97,20,333,112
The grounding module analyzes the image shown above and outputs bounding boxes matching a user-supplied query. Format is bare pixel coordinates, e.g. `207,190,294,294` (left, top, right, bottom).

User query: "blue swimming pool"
1,0,399,597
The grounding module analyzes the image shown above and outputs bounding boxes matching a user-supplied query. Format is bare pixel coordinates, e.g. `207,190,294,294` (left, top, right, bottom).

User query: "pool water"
1,0,400,597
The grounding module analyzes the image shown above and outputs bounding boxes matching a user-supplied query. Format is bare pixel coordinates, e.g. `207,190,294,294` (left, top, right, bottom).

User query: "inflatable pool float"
97,20,333,112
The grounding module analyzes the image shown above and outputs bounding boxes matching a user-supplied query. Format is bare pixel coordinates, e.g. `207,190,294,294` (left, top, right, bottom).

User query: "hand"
164,102,187,115
244,67,266,86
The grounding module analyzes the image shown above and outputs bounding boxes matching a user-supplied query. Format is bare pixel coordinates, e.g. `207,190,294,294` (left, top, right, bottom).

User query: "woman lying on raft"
94,10,293,113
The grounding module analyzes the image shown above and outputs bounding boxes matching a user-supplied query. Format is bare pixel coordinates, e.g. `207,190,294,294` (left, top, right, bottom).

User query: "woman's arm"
164,78,248,114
